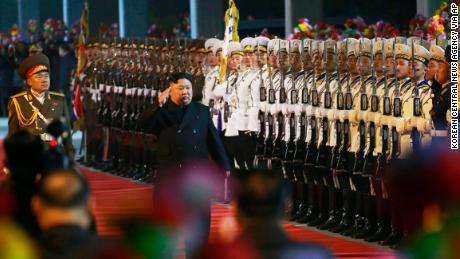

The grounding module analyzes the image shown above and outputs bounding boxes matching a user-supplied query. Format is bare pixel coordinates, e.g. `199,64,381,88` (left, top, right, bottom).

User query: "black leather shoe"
365,222,391,242
379,230,402,246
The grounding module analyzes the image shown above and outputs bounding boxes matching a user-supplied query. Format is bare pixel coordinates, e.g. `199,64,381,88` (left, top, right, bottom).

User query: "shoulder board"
48,91,65,97
331,72,338,79
351,76,361,86
317,72,326,81
295,71,305,80
364,75,374,84
10,91,27,99
417,80,429,87
400,79,412,89
376,77,387,86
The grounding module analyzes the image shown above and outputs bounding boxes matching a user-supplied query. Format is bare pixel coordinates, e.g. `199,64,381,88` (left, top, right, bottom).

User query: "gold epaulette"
10,91,27,99
48,91,65,97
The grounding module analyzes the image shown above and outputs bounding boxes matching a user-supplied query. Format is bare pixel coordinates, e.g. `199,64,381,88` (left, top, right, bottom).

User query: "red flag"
73,81,83,119
73,1,89,119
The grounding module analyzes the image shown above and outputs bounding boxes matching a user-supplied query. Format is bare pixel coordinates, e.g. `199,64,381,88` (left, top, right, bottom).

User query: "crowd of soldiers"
79,35,454,247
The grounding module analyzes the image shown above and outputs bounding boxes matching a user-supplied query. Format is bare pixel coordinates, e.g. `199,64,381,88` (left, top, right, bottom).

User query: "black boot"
366,196,391,242
330,188,354,233
318,187,341,230
379,226,402,246
297,182,318,224
354,193,377,239
308,185,328,227
291,164,308,221
341,190,364,236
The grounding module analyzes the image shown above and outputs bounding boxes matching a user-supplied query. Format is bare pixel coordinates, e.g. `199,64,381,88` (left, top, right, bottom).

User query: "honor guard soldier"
251,36,270,168
214,41,244,169
392,43,414,160
238,37,261,169
8,53,74,157
283,39,304,220
429,45,454,148
202,38,220,106
192,40,206,102
271,39,289,173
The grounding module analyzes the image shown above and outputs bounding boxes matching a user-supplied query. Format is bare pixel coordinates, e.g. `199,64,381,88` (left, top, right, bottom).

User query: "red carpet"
80,167,397,258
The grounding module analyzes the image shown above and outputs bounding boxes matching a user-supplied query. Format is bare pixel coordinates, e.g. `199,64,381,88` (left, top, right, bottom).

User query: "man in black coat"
140,72,231,176
139,72,231,258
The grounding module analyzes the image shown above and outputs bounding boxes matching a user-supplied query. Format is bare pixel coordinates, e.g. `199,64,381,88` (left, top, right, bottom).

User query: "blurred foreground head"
4,129,44,182
388,147,460,258
235,169,290,222
32,169,91,230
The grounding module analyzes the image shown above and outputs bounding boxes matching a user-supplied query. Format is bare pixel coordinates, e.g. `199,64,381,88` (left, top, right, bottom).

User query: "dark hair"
36,169,89,209
168,72,193,85
235,169,290,219
4,130,44,180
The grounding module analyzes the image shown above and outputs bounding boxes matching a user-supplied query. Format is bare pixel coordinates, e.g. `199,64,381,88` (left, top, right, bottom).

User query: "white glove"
338,110,346,122
327,109,335,120
395,117,406,133
416,117,432,133
349,110,358,123
374,113,382,127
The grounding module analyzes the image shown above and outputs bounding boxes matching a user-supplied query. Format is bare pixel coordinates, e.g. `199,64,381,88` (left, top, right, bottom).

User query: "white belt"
40,133,54,142
431,130,448,137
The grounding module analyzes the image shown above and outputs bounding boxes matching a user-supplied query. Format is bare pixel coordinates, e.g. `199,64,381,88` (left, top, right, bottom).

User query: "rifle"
174,38,181,73
285,40,298,161
336,39,353,172
294,41,309,161
390,40,402,162
331,41,343,170
362,40,379,176
352,39,368,174
410,39,422,152
255,40,267,157
304,40,319,165
273,40,286,159
376,38,392,176
264,41,276,159
316,40,333,168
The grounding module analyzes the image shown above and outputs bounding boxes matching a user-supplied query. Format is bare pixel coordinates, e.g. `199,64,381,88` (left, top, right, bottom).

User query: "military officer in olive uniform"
8,53,74,157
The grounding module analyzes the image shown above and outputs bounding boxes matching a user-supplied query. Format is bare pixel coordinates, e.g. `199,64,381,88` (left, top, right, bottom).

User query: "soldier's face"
194,53,204,65
412,60,426,79
170,78,193,106
251,51,261,67
325,53,335,72
338,52,346,71
216,52,223,64
358,56,371,75
425,60,439,81
101,49,108,59
385,57,394,77
207,52,217,66
373,54,383,74
348,55,359,75
243,52,253,67
229,54,242,71
269,52,278,68
27,71,50,93
396,59,410,79
312,53,322,72
434,61,450,84
303,53,313,70
278,52,289,72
